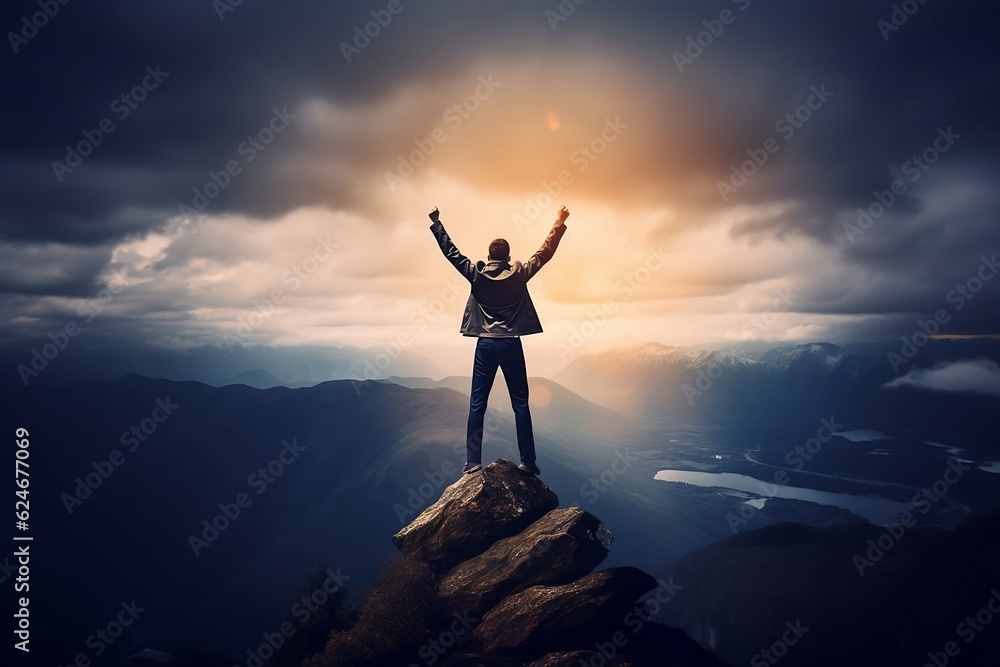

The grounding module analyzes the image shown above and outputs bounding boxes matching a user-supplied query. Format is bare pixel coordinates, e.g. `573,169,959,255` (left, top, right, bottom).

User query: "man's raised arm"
524,206,570,280
428,207,476,282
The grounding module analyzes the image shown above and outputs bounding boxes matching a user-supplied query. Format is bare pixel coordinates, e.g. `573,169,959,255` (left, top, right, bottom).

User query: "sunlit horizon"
2,2,996,387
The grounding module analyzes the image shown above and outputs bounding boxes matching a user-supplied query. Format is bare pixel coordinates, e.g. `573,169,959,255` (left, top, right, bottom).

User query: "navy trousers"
466,336,536,466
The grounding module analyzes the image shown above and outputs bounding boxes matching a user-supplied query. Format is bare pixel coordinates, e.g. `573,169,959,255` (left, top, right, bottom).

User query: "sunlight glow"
546,108,560,131
530,382,553,408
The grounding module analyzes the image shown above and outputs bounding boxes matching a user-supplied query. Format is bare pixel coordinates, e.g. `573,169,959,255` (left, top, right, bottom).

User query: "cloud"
2,0,999,373
883,358,1000,397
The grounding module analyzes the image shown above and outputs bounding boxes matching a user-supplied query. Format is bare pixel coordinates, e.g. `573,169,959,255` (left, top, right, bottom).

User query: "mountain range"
556,339,1000,452
6,338,999,665
9,372,668,664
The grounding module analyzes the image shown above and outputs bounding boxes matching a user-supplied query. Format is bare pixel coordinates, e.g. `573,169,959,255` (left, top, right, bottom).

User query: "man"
428,205,570,475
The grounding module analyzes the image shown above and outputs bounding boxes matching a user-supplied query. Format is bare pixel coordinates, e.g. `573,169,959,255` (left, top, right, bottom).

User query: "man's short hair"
489,238,510,261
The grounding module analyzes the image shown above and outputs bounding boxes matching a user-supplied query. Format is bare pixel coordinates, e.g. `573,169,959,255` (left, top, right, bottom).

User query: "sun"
545,108,560,132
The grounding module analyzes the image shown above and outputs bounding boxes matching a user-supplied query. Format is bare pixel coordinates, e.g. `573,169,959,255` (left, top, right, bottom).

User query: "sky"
2,0,998,381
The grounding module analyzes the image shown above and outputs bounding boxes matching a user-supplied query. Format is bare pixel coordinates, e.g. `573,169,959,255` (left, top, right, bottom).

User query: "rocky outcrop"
437,507,612,617
389,457,725,666
392,458,558,569
475,567,657,653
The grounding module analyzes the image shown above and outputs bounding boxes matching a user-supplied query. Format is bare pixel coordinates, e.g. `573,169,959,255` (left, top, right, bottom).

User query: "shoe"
462,463,482,474
518,463,541,475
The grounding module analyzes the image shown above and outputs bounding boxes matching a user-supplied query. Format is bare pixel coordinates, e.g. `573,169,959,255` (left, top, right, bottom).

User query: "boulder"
392,458,558,568
475,567,657,653
438,507,612,617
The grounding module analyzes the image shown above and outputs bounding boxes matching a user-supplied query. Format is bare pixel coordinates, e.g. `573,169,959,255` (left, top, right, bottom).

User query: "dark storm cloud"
1,0,997,346
684,2,999,213
3,1,351,243
0,240,113,296
4,1,996,239
0,0,560,244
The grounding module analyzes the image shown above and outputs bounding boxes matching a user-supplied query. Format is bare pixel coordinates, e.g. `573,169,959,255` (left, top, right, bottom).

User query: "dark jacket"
430,219,567,337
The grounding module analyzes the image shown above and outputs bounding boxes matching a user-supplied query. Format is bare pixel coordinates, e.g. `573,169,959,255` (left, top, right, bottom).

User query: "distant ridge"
212,368,285,389
555,340,998,448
